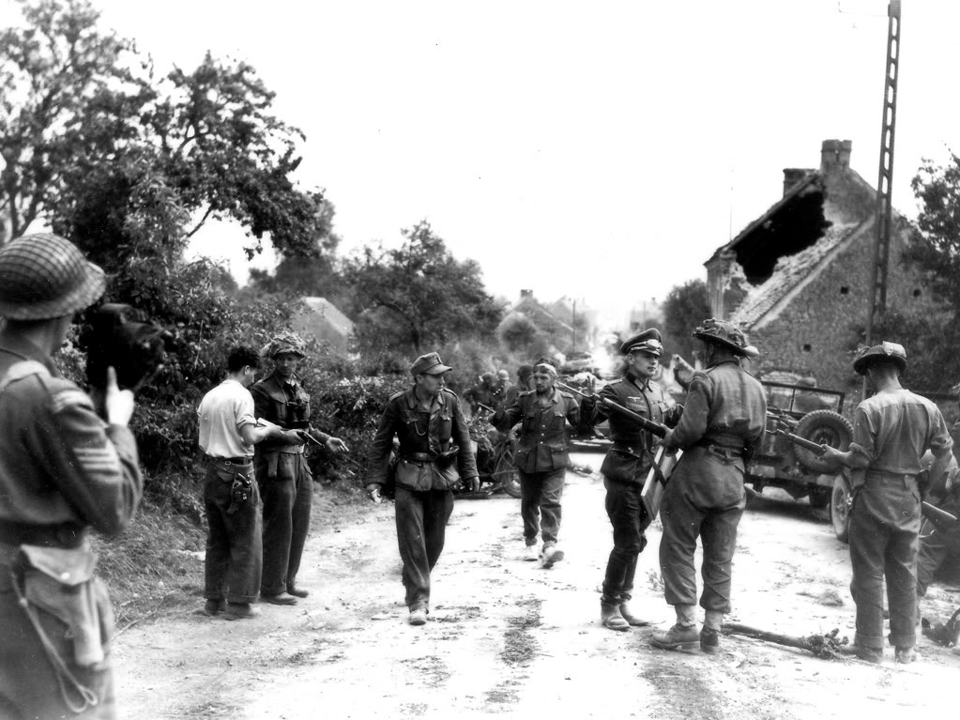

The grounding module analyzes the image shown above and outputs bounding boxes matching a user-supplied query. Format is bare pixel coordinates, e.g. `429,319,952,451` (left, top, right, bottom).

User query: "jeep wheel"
793,410,854,474
831,474,851,543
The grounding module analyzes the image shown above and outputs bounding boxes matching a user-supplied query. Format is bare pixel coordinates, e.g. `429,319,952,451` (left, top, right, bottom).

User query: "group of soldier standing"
360,316,960,669
1,232,959,720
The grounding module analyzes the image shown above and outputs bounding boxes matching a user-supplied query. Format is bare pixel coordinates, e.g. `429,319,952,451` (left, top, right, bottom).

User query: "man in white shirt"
198,346,281,620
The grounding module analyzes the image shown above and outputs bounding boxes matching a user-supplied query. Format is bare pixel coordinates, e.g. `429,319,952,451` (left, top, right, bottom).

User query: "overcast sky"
3,0,958,328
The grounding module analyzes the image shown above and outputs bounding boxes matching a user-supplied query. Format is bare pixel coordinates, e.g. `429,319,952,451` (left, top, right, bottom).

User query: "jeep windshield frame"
761,381,845,417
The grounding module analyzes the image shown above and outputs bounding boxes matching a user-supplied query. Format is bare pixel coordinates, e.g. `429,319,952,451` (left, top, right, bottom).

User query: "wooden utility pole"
864,0,902,346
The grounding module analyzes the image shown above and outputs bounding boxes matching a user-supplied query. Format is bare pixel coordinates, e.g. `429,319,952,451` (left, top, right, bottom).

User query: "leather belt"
403,452,437,463
0,520,87,548
701,443,744,459
210,456,253,465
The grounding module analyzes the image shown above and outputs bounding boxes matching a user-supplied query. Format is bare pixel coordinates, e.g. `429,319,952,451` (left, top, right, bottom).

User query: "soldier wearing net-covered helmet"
821,341,953,665
0,234,142,719
650,319,766,655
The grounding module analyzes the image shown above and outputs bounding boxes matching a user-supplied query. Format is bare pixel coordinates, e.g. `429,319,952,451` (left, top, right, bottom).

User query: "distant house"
704,139,939,399
291,297,355,353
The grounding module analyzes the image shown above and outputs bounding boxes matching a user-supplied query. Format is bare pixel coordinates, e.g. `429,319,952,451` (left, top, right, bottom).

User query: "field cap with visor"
410,352,452,376
0,233,106,320
852,341,907,375
620,328,663,357
693,318,759,358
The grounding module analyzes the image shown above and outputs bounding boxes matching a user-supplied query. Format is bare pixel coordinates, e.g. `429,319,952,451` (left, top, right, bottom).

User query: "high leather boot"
601,599,630,632
619,593,650,627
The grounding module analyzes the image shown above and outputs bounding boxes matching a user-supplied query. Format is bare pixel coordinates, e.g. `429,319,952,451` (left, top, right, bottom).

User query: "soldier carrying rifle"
578,329,682,631
820,341,954,665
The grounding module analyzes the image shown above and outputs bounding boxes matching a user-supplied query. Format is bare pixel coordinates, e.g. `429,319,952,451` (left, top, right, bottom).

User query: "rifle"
769,417,960,529
557,381,677,518
556,381,668,438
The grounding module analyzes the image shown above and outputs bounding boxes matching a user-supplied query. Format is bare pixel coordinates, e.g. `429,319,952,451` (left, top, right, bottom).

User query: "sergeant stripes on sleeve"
73,445,121,472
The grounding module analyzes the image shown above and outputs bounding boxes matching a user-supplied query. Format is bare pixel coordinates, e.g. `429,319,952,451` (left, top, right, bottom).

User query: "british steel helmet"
0,233,105,320
693,318,759,358
852,341,907,375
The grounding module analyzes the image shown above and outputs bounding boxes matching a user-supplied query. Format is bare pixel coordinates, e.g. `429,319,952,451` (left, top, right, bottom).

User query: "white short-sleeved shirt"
198,378,257,459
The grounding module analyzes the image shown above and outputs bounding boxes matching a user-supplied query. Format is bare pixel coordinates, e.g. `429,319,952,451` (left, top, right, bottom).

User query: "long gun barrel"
557,381,667,438
769,417,959,529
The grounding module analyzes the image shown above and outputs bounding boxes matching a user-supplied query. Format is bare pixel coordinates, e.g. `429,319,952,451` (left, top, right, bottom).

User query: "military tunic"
847,388,953,651
582,373,681,605
367,387,477,610
0,331,142,720
659,359,766,615
494,388,581,549
251,373,330,597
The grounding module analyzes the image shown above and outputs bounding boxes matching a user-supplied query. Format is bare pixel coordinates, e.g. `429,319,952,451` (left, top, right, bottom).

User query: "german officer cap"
410,352,452,376
852,341,907,375
620,328,663,356
0,233,105,320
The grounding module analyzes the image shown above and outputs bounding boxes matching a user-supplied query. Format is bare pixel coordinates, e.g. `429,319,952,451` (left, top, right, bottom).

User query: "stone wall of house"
747,222,938,417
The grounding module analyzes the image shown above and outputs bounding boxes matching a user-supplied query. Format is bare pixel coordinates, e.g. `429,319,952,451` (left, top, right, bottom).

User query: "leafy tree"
0,0,342,488
342,221,502,353
896,154,960,392
497,312,550,358
661,279,711,361
248,200,346,303
909,155,960,311
1,0,327,264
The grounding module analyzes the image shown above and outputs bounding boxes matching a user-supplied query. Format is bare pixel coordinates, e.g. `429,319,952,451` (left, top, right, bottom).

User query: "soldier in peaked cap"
822,341,953,664
493,358,586,568
251,331,349,606
365,352,479,626
580,329,683,631
0,234,143,719
651,318,766,654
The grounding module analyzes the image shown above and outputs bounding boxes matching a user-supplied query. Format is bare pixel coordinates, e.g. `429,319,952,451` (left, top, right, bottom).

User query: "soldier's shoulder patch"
387,390,406,402
49,382,96,414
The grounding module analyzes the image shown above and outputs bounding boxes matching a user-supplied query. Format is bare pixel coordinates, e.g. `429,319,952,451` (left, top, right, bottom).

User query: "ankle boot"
600,600,630,632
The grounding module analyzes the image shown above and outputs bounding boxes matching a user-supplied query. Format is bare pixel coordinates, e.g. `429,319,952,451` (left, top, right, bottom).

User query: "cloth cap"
693,318,759,358
0,233,105,320
620,328,663,357
261,330,307,359
410,352,452,376
853,341,907,375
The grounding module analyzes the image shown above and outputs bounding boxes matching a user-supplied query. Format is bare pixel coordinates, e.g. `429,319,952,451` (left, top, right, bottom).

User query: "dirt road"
114,453,960,719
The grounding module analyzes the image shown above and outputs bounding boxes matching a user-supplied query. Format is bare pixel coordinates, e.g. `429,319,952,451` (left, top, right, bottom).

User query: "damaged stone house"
704,138,940,402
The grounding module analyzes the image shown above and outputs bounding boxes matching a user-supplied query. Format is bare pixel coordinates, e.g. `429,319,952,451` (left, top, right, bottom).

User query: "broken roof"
730,221,869,329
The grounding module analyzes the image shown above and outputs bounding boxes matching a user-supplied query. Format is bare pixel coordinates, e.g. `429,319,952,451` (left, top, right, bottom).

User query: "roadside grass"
93,493,206,631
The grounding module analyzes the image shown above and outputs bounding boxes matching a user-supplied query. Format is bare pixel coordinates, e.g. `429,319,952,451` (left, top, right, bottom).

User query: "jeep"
746,381,854,540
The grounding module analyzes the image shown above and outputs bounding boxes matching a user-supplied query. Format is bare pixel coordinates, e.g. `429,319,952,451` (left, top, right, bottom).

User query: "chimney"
782,168,808,197
837,139,852,167
821,138,852,172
